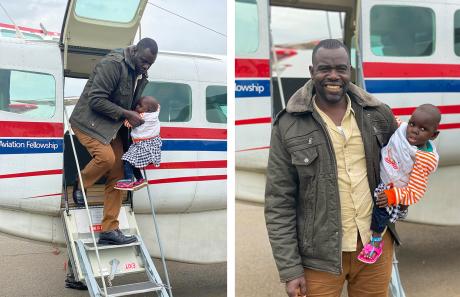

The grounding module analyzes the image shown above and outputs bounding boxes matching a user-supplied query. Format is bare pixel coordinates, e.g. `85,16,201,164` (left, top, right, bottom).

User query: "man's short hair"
312,39,349,63
137,38,158,55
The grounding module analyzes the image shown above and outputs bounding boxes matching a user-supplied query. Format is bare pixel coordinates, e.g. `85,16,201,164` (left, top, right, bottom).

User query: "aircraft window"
0,69,56,119
206,85,227,124
236,0,259,55
455,11,460,56
142,82,192,122
370,5,435,57
75,0,141,23
0,29,43,41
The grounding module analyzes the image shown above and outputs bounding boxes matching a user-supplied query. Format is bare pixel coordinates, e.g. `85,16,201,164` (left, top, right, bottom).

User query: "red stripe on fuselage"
235,59,270,78
235,117,272,125
22,193,62,199
146,160,227,170
0,123,225,139
236,146,270,152
0,169,62,179
149,175,227,184
161,127,226,139
0,121,63,137
392,105,460,116
438,123,460,130
0,22,60,36
363,62,460,78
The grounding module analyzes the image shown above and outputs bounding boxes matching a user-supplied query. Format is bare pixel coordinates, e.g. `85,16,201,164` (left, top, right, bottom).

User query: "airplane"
236,0,460,226
0,0,227,264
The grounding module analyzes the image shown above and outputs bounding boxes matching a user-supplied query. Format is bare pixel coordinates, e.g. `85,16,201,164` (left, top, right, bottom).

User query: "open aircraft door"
60,0,148,78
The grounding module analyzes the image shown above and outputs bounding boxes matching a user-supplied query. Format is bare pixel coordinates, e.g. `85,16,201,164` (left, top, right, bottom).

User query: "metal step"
103,281,164,296
80,239,141,250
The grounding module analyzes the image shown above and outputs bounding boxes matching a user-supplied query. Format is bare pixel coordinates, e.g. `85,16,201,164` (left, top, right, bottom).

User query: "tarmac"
0,232,226,297
236,200,460,297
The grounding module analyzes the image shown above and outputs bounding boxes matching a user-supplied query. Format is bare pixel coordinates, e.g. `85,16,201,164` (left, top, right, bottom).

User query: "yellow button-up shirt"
313,96,373,251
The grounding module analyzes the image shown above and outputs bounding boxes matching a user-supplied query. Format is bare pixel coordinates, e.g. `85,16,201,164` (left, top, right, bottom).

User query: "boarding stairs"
62,110,172,297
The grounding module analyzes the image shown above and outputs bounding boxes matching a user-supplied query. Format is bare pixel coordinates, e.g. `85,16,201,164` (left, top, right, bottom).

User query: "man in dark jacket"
70,37,158,245
265,39,398,297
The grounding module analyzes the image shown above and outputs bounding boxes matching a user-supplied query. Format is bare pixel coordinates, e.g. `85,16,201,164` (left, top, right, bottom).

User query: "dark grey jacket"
264,80,398,282
70,47,148,145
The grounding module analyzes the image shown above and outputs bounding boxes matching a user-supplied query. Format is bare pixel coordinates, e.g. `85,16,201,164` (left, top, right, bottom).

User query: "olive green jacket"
70,47,148,145
264,80,398,282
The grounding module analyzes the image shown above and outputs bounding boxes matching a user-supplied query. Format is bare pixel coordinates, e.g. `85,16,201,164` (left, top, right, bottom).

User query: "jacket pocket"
290,146,318,177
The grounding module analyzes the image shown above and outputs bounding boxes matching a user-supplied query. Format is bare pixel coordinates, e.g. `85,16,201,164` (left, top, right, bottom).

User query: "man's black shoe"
72,179,85,206
65,273,88,290
98,229,137,245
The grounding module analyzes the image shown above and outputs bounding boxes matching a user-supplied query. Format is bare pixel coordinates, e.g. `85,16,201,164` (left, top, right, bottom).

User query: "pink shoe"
132,178,148,190
114,180,134,191
357,236,384,264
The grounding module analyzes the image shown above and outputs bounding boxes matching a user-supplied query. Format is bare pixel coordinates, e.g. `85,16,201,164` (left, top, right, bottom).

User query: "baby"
114,96,162,191
358,104,441,264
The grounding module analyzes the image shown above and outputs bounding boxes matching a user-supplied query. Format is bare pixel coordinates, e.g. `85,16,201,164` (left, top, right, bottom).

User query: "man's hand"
376,191,388,208
123,110,144,127
286,276,306,297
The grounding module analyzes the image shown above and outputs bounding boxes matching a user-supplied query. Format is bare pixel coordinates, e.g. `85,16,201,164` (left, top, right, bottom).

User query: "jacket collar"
286,79,382,114
124,46,136,71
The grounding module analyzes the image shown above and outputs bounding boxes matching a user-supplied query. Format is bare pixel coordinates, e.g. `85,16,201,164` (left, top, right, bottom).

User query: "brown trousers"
303,231,394,297
73,127,124,232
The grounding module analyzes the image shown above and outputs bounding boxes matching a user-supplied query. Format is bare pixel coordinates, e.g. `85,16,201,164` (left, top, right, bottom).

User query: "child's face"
406,109,439,146
135,97,157,113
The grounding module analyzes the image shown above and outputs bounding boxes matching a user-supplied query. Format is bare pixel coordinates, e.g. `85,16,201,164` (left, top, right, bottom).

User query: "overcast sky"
0,0,226,96
0,0,226,53
271,6,343,45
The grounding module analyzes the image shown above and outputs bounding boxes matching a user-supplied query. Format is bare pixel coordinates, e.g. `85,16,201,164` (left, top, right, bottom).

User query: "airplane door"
60,0,148,78
0,38,64,214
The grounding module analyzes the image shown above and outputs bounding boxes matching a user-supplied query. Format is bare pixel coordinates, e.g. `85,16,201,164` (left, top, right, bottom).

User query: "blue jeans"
123,161,143,181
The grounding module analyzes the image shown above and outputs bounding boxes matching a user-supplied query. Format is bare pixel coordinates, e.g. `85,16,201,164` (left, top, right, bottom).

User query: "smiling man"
265,39,400,297
70,37,158,245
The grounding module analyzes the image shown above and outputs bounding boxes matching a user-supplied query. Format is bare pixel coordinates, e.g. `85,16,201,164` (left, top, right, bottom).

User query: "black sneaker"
98,229,137,245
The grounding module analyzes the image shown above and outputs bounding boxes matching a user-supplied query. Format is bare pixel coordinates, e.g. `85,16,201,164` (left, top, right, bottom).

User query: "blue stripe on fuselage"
0,139,226,154
160,140,227,151
235,79,271,98
365,79,460,93
0,138,63,154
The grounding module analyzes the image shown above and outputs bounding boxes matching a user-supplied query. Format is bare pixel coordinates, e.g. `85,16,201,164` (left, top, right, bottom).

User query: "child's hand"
376,192,388,208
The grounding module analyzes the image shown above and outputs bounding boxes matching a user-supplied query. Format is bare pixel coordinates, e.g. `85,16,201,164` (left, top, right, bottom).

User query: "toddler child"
114,95,162,191
358,104,441,264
